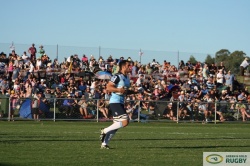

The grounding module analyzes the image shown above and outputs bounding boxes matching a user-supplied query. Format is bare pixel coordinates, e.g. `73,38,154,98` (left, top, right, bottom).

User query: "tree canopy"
189,49,248,74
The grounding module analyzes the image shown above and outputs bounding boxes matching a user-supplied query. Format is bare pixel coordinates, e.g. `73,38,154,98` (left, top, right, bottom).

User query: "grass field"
0,121,250,166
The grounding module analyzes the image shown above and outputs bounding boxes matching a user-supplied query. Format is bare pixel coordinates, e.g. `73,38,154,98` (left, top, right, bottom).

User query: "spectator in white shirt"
240,58,249,76
36,57,42,70
22,51,29,63
216,69,224,87
27,61,34,74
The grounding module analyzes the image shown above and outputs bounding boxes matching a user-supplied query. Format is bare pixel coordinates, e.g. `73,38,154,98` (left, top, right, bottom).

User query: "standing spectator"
9,90,20,121
218,61,226,71
209,63,217,77
8,60,14,81
11,64,20,82
38,45,45,58
82,54,89,68
28,43,37,61
225,71,234,92
32,92,40,121
131,61,137,76
240,58,249,76
216,69,224,87
26,61,35,76
202,64,209,82
22,51,29,63
89,58,97,72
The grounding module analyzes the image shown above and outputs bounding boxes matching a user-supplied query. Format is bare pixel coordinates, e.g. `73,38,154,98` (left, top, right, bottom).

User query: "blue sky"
0,0,249,65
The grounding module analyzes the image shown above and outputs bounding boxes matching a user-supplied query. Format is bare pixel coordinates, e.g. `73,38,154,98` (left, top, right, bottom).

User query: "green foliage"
0,121,250,166
188,55,197,64
215,49,248,74
204,54,215,65
215,49,231,64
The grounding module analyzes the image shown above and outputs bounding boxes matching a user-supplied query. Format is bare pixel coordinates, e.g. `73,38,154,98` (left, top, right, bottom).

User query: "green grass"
0,121,250,166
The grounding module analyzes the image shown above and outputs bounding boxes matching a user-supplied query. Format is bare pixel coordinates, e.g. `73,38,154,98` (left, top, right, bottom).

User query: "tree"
215,49,230,65
204,54,215,65
188,55,197,65
227,51,247,74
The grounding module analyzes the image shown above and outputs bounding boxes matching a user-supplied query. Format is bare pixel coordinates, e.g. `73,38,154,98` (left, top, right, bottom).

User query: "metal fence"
0,42,212,67
0,96,249,124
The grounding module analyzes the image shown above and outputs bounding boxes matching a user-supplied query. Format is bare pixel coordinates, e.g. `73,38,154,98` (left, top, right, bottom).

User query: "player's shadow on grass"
119,137,250,141
141,145,250,149
1,137,249,144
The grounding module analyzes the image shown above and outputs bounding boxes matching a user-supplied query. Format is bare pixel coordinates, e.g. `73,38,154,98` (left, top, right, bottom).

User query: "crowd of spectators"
0,43,250,122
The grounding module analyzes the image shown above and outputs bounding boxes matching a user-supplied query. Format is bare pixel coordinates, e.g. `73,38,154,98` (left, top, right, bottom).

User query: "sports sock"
102,129,118,146
104,121,123,134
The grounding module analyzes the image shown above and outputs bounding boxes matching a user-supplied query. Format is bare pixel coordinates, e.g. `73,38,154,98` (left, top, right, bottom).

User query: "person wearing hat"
39,45,45,58
36,57,42,70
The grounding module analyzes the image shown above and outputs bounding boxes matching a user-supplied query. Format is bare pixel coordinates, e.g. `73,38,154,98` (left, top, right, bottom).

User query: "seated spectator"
198,99,211,122
0,78,9,94
125,102,134,120
178,102,189,120
61,94,76,117
77,96,89,118
217,96,227,121
98,99,109,119
78,81,87,92
236,97,250,121
51,80,63,90
163,103,177,121
147,96,156,114
181,80,190,92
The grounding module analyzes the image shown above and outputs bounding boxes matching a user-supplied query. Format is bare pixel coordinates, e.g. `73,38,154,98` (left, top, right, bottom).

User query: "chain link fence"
0,42,212,66
1,96,249,123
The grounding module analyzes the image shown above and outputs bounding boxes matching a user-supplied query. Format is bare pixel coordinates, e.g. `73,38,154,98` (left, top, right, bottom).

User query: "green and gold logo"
206,154,224,164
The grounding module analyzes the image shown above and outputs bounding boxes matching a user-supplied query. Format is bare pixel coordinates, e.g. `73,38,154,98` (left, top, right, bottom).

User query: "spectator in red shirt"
28,43,37,62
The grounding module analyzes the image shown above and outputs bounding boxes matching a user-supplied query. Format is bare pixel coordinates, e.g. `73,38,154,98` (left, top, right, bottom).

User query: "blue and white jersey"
109,73,130,104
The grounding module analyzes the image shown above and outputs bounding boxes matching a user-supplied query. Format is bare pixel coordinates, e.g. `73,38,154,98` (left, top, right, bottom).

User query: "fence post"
8,96,11,121
96,99,99,122
53,98,56,122
138,100,141,123
214,101,217,124
176,101,179,123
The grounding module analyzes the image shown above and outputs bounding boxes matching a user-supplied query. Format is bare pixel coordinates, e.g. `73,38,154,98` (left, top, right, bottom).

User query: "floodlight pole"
99,46,101,59
177,50,179,69
56,44,58,61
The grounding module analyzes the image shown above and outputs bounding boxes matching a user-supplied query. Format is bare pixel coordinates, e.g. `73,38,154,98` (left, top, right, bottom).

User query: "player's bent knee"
122,120,129,127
